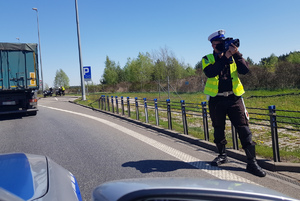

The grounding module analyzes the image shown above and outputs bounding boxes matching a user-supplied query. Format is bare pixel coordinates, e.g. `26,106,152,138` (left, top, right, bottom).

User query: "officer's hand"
225,44,238,58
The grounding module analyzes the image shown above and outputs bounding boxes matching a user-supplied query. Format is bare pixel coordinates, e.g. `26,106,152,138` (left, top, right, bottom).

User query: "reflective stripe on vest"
202,54,245,97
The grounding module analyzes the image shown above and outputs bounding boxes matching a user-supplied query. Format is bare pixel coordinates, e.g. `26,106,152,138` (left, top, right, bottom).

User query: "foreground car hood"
0,153,82,201
93,177,298,201
0,153,47,200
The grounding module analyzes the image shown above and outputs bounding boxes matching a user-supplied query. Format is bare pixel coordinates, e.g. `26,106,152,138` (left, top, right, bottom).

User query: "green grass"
74,89,300,163
86,89,300,112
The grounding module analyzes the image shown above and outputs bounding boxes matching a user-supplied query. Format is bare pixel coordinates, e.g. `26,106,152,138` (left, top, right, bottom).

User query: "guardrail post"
127,97,131,117
101,95,104,110
135,97,139,120
166,99,172,130
231,124,239,150
121,96,124,115
201,102,209,141
154,99,159,126
269,105,280,162
107,95,110,111
98,95,102,109
111,96,114,113
115,96,119,114
181,100,188,135
103,95,106,111
144,98,149,123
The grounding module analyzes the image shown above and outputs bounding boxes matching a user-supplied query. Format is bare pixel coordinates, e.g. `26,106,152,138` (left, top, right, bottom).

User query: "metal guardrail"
98,95,300,162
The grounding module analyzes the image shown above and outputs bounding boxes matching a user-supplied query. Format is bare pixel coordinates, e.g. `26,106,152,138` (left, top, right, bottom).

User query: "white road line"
40,105,259,185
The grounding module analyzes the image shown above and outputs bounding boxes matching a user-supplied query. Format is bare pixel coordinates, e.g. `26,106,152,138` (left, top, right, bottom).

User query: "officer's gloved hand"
225,44,238,58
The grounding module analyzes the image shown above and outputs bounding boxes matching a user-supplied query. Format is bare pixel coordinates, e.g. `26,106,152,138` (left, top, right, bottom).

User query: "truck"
0,43,39,116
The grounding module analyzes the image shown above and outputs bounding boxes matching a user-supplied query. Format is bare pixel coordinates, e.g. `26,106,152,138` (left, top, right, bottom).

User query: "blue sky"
1,0,300,86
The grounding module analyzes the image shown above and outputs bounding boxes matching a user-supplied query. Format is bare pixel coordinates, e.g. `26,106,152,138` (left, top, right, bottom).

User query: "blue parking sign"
83,66,91,81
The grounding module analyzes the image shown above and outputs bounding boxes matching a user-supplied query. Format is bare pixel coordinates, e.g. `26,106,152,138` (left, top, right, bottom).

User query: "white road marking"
40,105,259,185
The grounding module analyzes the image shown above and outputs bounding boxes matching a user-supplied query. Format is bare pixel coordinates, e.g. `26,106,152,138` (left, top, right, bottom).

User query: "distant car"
0,153,82,201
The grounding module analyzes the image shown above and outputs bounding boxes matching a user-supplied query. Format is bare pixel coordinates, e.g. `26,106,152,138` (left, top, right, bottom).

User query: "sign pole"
86,81,89,95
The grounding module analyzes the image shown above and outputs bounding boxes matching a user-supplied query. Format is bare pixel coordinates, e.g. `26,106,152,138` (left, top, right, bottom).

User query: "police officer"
61,85,65,95
202,30,266,177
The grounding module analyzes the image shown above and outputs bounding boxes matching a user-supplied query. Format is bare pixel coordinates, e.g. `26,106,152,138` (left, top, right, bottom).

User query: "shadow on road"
122,160,199,173
0,114,24,121
122,159,246,174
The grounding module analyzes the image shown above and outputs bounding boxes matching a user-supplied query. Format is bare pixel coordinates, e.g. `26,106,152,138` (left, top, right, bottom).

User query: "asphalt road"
1,96,300,201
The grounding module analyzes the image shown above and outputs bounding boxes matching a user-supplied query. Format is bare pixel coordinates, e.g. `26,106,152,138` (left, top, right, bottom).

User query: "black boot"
211,143,228,166
244,145,266,177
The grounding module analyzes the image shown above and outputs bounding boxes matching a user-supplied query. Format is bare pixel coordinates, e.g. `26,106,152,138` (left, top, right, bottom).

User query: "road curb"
69,101,300,174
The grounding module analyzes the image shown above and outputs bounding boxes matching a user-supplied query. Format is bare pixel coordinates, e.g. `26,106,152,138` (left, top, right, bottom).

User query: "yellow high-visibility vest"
202,54,245,97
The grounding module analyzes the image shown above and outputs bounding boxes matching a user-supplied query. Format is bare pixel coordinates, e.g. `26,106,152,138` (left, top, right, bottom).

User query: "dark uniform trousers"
208,94,255,149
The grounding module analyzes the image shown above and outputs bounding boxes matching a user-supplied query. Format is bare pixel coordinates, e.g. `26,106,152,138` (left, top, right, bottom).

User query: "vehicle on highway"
0,43,39,116
55,88,65,96
0,153,298,201
43,87,53,98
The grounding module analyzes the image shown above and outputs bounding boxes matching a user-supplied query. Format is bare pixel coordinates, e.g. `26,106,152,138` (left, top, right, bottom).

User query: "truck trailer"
0,43,39,116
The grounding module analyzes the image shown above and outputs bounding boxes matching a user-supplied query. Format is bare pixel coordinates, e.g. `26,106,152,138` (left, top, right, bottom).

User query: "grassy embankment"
74,89,300,163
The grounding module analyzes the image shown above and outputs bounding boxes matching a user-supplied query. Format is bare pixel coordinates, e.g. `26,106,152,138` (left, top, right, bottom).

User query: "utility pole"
32,8,44,92
75,0,86,100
